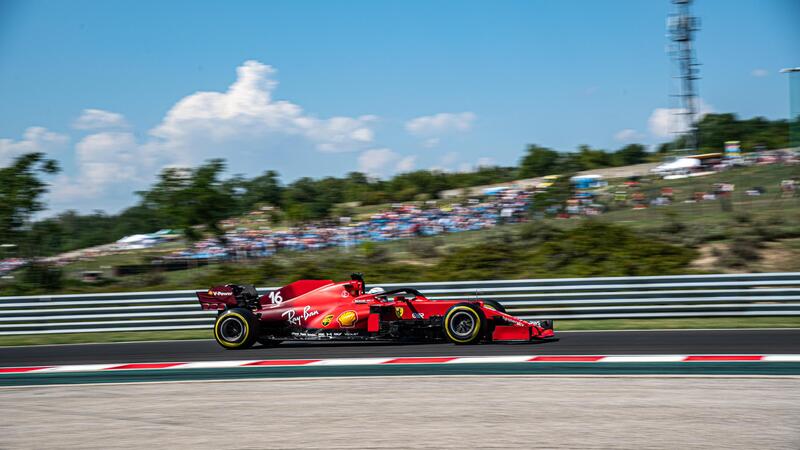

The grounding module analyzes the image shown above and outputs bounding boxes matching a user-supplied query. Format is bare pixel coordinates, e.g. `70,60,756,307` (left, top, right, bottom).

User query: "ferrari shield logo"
395,307,404,319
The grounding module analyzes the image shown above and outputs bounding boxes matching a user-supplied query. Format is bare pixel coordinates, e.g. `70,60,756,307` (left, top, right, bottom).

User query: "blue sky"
0,0,797,214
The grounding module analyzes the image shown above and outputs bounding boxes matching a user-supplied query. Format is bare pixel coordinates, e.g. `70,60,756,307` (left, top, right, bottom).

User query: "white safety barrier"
0,272,798,335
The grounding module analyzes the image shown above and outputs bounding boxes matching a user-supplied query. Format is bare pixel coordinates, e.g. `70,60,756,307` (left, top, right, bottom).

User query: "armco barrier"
0,272,799,335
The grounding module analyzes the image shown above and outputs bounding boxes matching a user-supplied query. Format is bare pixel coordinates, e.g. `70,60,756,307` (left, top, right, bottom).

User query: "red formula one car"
197,274,555,349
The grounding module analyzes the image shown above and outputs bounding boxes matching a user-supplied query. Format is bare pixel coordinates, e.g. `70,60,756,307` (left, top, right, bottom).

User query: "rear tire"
214,308,258,349
443,303,484,344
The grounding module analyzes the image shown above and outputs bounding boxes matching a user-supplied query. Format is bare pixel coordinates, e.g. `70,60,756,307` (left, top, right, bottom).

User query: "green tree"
240,170,283,208
342,172,374,203
576,145,612,169
682,113,790,152
518,145,560,178
612,144,648,166
282,177,341,221
0,153,59,247
138,159,236,240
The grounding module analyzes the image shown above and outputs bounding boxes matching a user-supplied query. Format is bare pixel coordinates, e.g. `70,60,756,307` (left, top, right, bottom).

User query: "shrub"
660,219,687,235
728,237,761,261
434,241,522,280
523,221,696,277
141,272,167,287
718,237,762,269
518,222,561,244
361,241,390,264
407,239,439,258
20,262,64,290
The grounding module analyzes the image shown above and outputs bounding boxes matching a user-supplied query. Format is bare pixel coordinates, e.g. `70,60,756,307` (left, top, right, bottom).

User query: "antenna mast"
668,0,701,152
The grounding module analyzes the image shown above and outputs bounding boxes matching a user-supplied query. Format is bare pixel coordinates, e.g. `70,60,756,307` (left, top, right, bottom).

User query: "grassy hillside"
2,164,799,296
590,165,800,272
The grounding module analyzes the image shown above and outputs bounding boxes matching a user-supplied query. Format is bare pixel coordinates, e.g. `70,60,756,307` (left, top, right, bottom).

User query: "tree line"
0,112,791,257
659,113,792,154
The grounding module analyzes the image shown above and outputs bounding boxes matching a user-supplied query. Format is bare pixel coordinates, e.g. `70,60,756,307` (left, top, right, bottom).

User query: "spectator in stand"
171,190,532,260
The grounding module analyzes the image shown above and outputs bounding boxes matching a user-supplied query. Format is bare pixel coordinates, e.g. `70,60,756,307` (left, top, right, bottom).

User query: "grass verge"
555,317,800,331
0,317,798,347
0,330,212,347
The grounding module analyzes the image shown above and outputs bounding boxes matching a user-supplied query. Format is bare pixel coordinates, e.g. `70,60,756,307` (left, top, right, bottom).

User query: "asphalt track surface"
2,329,799,366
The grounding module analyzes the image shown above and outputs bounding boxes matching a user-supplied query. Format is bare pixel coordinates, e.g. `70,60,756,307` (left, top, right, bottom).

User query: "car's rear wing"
197,285,238,311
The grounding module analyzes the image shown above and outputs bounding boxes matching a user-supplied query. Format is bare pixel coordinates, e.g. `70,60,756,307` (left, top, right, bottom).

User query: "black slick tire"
481,299,506,313
214,308,258,350
443,303,484,345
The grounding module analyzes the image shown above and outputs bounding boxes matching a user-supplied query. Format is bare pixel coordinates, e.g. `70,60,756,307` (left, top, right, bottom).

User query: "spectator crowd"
169,190,530,260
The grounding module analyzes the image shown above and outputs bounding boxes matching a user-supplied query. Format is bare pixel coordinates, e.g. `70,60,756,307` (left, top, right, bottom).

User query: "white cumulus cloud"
648,100,714,138
151,60,376,157
422,137,440,148
48,131,147,208
456,156,496,173
74,132,141,187
357,148,416,178
44,60,382,212
441,151,459,167
476,157,494,168
73,109,129,130
0,127,69,166
396,155,417,172
614,128,643,142
405,112,476,136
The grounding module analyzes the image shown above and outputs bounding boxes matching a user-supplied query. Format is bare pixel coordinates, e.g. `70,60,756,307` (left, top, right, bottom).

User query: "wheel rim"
219,317,245,342
449,311,476,338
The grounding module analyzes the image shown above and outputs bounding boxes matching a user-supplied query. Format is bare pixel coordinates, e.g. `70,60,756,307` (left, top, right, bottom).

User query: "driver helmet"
368,287,388,301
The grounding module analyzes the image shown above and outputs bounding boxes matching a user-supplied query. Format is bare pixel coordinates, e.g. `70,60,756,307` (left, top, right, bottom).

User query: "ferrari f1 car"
197,274,555,349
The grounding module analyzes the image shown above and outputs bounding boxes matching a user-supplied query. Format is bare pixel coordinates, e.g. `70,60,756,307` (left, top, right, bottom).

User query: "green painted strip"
2,362,800,386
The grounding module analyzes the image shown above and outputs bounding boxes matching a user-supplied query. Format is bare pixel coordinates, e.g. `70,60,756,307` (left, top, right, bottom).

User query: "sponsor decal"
282,305,320,326
341,291,349,298
268,291,284,305
502,315,529,327
321,314,334,327
337,310,358,328
207,290,231,297
290,330,363,339
395,307,404,319
412,312,425,319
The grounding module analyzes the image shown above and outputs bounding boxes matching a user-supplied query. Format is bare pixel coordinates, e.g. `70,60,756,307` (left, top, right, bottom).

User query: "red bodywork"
197,277,555,343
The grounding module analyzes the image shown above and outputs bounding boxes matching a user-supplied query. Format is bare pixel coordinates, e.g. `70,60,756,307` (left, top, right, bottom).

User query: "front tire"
443,303,484,344
214,308,258,349
481,299,506,313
